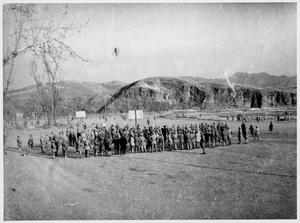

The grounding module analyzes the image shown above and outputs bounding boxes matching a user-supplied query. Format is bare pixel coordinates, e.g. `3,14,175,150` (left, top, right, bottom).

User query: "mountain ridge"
5,72,296,117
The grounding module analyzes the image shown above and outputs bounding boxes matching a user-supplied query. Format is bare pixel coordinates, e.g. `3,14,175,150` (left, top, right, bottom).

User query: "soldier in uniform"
40,134,45,153
237,127,241,144
254,125,260,141
84,136,91,158
53,133,59,157
113,130,120,155
223,126,228,146
57,132,63,157
190,130,195,150
50,133,56,159
241,121,248,144
184,130,190,150
172,130,178,150
195,130,201,149
75,136,83,158
27,134,34,155
157,132,164,152
17,135,22,153
210,126,215,148
150,131,158,153
249,124,254,139
45,134,50,152
120,133,127,155
139,133,147,153
167,130,173,151
227,127,232,146
68,131,73,146
99,130,105,157
179,130,184,150
62,131,68,158
106,134,113,157
129,132,135,153
269,121,273,133
134,132,141,153
200,130,206,154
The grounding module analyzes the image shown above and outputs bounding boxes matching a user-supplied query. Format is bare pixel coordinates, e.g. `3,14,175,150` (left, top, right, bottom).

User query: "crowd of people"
16,121,274,159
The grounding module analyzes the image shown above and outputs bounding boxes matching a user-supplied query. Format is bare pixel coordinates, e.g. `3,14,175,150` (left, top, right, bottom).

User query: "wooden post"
135,109,137,128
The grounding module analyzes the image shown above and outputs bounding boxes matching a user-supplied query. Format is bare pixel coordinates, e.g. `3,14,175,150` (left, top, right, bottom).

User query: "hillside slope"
98,75,296,112
5,73,296,116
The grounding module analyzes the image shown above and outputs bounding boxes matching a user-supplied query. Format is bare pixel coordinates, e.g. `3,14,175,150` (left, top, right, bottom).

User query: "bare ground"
4,118,297,220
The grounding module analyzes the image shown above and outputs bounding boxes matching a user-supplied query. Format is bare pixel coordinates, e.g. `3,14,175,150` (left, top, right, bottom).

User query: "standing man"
27,134,34,155
139,133,147,153
241,121,248,144
40,134,45,153
50,133,56,159
172,130,178,150
113,130,120,155
120,134,127,155
150,131,158,153
75,136,83,159
269,121,273,133
57,132,63,157
62,131,68,158
254,125,260,141
17,135,22,153
93,131,100,157
184,130,190,150
237,127,241,144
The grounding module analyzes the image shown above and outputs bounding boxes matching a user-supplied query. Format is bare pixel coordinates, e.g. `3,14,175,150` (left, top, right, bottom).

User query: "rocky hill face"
98,74,296,112
6,73,296,116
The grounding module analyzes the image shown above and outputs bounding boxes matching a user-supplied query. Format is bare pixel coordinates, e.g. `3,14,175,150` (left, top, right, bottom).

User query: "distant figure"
237,127,241,144
113,47,119,57
17,136,22,153
40,134,45,153
28,134,34,155
269,121,273,133
241,122,248,144
254,126,260,141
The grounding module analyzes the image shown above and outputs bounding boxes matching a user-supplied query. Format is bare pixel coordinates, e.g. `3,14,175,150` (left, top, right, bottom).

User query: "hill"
5,72,296,117
98,74,296,113
229,72,296,89
6,80,127,117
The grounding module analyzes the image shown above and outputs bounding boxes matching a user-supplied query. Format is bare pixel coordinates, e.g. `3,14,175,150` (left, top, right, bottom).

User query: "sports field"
4,115,297,220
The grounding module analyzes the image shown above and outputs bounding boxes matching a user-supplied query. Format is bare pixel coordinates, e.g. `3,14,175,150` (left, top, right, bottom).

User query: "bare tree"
29,58,51,125
4,3,90,125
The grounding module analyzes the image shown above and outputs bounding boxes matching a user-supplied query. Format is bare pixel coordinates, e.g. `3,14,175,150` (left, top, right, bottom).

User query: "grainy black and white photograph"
3,2,297,220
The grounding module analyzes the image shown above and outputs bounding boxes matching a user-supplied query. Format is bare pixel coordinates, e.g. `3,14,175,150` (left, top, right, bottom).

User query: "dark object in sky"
113,47,119,57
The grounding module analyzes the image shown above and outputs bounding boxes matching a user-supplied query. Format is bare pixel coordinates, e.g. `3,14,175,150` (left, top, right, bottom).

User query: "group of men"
16,120,272,159
16,121,238,159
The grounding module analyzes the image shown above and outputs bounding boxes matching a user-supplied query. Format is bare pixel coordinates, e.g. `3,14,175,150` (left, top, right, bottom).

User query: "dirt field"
4,116,297,220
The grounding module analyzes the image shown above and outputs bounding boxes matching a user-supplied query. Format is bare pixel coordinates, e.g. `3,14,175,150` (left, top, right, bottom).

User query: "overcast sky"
3,3,297,90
